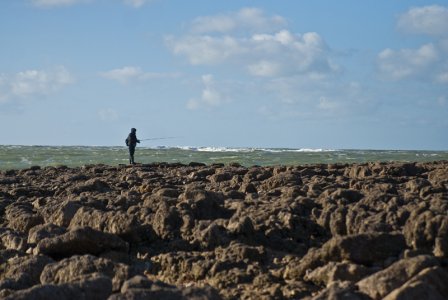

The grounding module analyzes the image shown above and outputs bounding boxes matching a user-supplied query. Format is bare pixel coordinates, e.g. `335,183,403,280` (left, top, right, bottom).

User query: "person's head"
131,128,136,133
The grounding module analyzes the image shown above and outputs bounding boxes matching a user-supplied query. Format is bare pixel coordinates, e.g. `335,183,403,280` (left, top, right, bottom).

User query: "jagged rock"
383,266,448,300
27,223,67,245
4,273,112,300
404,211,448,252
152,201,182,239
209,172,233,183
227,216,255,237
304,261,374,286
427,167,448,186
179,189,229,220
40,255,138,292
357,255,440,299
309,281,370,300
69,207,155,243
34,226,129,258
288,233,406,278
46,200,82,227
71,178,111,194
0,228,28,251
0,255,54,291
193,223,229,249
345,165,372,179
109,275,222,300
5,203,44,232
261,172,302,191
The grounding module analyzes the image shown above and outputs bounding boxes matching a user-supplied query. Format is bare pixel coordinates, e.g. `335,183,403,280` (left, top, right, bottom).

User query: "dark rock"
305,261,374,286
404,211,448,252
46,200,82,227
71,179,111,194
28,223,67,245
288,233,406,278
0,255,54,291
69,207,155,243
4,273,112,300
357,255,440,299
261,172,302,191
179,189,229,220
110,275,221,299
0,228,28,251
152,201,182,239
35,226,129,258
5,203,44,233
40,254,137,292
383,266,448,300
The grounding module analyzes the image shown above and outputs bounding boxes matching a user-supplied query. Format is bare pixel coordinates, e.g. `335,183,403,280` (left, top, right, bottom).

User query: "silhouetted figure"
125,128,140,164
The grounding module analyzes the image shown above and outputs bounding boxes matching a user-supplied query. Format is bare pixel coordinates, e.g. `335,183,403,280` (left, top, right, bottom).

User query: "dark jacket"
126,132,140,147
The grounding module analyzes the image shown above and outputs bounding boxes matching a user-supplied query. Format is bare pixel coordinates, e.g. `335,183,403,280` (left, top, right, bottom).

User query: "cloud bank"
0,66,74,103
377,5,448,84
397,5,448,37
167,8,338,79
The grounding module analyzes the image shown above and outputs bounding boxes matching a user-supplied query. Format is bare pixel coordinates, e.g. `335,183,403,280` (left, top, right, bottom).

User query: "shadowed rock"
35,226,129,258
4,273,112,300
357,255,440,299
40,255,138,292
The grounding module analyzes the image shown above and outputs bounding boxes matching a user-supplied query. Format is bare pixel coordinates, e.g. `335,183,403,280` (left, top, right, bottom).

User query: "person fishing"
125,128,140,164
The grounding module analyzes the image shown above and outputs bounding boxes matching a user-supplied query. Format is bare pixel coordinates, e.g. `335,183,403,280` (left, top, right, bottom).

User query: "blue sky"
1,0,447,150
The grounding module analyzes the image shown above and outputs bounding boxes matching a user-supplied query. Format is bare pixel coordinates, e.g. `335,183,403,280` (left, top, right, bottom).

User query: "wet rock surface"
0,161,447,299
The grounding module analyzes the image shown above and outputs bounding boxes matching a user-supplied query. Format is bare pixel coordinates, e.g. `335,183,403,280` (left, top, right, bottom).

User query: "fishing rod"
139,137,182,141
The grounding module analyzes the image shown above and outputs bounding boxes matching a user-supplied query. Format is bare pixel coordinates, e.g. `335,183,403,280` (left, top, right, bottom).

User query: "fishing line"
139,137,182,141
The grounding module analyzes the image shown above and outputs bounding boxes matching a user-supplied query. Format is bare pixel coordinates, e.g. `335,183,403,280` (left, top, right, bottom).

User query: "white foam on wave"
160,146,336,153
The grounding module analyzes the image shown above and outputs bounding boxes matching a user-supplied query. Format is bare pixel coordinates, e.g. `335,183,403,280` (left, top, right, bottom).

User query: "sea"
0,145,447,170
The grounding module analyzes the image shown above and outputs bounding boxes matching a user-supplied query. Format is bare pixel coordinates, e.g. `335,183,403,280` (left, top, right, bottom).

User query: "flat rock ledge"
0,161,447,299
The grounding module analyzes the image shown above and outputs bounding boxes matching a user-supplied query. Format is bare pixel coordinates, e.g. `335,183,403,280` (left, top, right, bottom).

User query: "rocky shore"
0,161,447,299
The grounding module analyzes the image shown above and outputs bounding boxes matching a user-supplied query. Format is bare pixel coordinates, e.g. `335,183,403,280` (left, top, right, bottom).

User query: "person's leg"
129,146,135,164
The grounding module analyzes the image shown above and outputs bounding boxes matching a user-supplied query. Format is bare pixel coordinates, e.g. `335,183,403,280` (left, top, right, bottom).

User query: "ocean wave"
158,146,336,153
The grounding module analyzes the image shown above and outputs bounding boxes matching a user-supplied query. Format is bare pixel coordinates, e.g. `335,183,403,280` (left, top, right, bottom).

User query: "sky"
0,0,447,150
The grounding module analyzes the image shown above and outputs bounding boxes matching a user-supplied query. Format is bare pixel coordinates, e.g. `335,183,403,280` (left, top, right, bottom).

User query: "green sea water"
0,145,447,170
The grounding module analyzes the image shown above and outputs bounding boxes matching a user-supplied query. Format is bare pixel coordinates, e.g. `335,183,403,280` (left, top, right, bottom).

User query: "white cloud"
378,5,448,84
377,43,439,80
100,66,143,84
0,66,74,102
167,35,246,65
100,66,180,84
398,5,448,37
190,7,286,34
168,8,337,78
168,28,337,78
187,74,225,110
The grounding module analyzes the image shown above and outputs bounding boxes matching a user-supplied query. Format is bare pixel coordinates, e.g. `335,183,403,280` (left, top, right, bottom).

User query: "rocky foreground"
0,161,447,299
